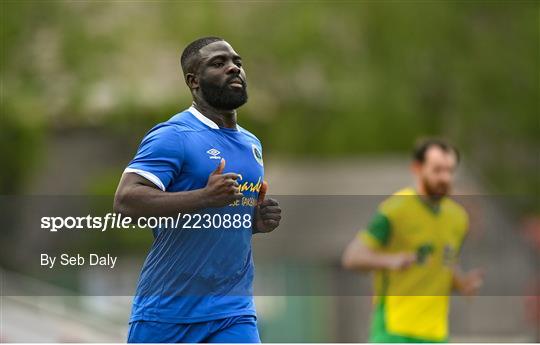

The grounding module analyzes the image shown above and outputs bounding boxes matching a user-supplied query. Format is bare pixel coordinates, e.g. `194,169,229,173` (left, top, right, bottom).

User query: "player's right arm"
341,212,415,271
114,158,242,218
113,124,242,218
342,239,415,271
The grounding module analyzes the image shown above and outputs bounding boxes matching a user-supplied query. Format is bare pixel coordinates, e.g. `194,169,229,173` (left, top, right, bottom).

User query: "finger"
468,269,484,280
474,268,486,278
211,158,225,175
224,179,240,187
260,213,281,221
221,173,241,180
261,198,278,207
228,185,242,194
262,219,279,227
405,253,417,263
259,206,281,215
403,259,415,268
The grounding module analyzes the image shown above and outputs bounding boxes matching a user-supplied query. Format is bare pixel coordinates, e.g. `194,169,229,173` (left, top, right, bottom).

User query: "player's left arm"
452,210,484,296
253,181,281,234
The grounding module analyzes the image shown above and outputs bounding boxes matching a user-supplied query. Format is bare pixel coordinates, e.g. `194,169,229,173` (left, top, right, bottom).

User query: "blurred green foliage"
0,4,537,339
1,1,538,209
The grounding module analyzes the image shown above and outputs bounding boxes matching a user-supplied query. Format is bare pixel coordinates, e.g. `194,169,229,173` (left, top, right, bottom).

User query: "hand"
254,194,282,234
202,159,243,207
456,268,484,296
385,252,416,270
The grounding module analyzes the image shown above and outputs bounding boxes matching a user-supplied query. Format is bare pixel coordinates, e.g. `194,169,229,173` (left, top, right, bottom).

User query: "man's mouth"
228,78,244,88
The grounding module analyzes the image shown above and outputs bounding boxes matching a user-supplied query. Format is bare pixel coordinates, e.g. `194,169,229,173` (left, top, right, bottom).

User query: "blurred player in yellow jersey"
342,138,483,343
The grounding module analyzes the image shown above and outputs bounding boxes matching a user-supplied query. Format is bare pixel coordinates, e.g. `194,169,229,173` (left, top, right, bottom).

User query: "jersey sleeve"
125,124,185,191
357,211,392,249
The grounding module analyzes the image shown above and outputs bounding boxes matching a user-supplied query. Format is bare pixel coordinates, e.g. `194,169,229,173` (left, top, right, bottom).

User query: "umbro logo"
206,148,221,159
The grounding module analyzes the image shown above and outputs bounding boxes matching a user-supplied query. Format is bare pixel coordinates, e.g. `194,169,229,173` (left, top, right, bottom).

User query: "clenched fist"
253,181,282,233
202,159,243,207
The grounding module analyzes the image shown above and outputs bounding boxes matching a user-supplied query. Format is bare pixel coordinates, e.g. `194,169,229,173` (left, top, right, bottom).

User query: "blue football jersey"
125,106,264,323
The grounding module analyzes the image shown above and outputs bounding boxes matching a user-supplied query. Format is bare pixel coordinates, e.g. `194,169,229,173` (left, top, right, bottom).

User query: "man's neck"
192,101,237,129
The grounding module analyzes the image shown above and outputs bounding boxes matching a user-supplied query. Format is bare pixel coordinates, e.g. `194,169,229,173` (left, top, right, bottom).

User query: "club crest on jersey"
252,144,263,166
206,148,221,160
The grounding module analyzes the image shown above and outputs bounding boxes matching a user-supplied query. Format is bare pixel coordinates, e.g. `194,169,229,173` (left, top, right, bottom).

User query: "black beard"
422,179,449,201
200,78,248,110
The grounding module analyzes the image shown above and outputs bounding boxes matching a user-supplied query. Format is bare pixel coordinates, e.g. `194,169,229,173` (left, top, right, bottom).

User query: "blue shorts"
127,315,260,343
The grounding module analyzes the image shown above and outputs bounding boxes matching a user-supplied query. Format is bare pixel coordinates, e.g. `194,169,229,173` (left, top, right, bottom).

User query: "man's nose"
225,62,241,74
441,171,452,183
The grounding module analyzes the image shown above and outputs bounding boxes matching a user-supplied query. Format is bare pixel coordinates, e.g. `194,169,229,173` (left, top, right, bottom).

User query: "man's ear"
185,73,199,90
411,161,422,176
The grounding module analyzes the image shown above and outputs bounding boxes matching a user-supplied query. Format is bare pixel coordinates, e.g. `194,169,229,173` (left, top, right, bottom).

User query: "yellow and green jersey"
358,187,468,342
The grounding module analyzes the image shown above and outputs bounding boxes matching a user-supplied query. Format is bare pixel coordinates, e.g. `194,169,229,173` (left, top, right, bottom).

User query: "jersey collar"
412,188,443,215
188,105,239,130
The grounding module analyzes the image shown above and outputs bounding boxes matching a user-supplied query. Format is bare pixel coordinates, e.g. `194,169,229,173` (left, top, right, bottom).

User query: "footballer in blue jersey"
114,37,282,343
